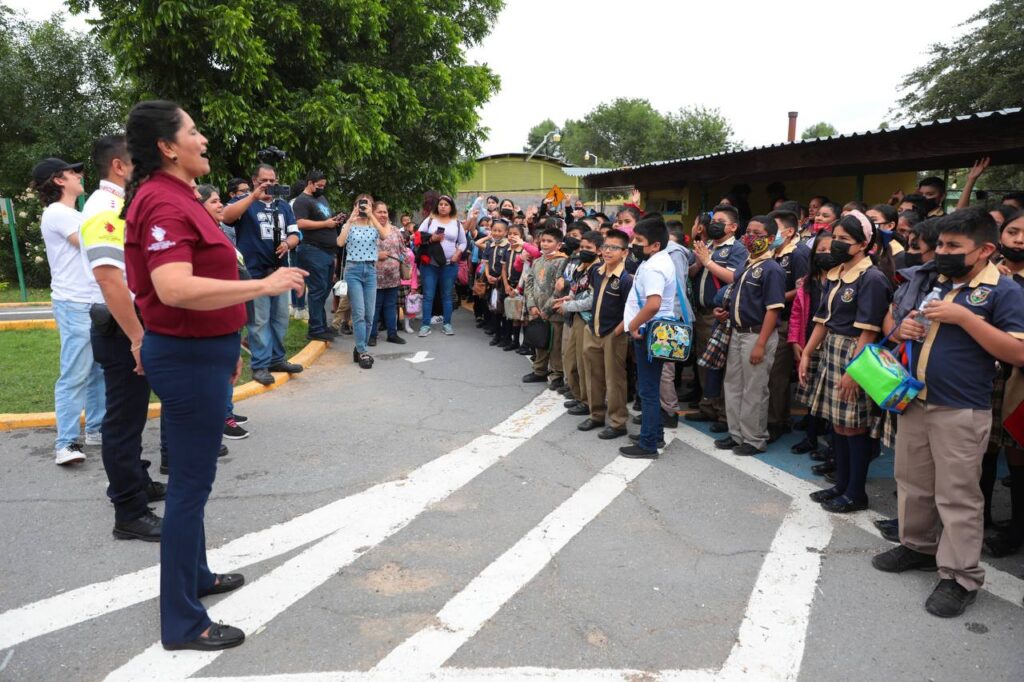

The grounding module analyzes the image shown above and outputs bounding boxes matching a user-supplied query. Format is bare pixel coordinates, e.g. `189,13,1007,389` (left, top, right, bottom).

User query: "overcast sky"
9,0,994,160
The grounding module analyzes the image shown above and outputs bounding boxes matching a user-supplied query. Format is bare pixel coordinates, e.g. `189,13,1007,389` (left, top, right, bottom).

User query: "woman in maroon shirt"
123,100,305,651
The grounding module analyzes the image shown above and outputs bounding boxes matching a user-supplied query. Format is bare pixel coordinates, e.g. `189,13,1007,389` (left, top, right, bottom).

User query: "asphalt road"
0,308,1022,681
0,306,53,321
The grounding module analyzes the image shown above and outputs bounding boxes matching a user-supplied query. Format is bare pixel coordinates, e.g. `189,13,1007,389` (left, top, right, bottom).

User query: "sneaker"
619,444,659,459
431,315,444,325
229,413,248,425
418,325,432,338
442,323,455,336
871,545,938,573
113,510,162,542
55,443,86,465
386,335,407,345
925,579,977,618
252,369,275,386
84,431,102,446
223,418,249,440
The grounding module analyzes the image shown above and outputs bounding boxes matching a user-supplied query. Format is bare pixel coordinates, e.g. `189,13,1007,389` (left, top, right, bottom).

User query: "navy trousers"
143,331,238,646
634,340,666,450
90,328,153,523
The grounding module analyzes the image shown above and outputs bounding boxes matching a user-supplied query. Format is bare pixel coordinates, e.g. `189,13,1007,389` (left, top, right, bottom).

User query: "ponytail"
120,100,183,219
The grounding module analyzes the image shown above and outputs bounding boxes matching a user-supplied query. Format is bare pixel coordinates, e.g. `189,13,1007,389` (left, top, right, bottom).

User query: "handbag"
524,317,551,350
635,275,694,363
504,294,525,321
489,286,500,312
405,292,423,316
845,328,924,414
472,278,487,297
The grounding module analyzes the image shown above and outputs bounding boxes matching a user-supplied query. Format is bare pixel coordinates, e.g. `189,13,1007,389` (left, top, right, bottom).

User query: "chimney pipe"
787,111,798,142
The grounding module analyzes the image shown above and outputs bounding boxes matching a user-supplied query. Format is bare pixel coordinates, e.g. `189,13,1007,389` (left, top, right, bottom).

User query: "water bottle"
916,286,943,335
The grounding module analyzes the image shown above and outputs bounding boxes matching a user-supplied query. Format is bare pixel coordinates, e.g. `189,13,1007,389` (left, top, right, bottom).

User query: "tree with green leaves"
69,0,504,206
801,122,838,140
524,99,737,167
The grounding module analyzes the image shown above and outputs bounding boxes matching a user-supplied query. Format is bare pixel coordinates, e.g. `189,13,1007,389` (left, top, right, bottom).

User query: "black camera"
358,198,369,217
256,146,287,165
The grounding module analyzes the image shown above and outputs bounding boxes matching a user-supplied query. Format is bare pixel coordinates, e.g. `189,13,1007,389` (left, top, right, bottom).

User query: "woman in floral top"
370,200,408,345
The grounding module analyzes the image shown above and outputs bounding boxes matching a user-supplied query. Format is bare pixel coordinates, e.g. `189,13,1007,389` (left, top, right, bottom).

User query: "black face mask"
630,244,649,262
1000,243,1024,263
500,208,514,219
561,236,581,254
312,188,324,198
934,252,975,278
829,240,854,264
813,253,838,271
903,252,924,268
706,221,726,240
923,198,939,213
577,250,598,263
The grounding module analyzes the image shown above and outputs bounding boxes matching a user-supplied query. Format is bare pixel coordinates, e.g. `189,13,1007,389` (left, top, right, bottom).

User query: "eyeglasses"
601,245,625,251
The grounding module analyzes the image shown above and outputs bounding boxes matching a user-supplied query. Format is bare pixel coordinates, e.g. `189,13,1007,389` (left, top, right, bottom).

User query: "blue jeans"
345,262,377,353
634,340,665,450
297,244,334,335
143,331,238,646
420,263,458,327
372,287,399,339
52,299,105,448
248,289,290,370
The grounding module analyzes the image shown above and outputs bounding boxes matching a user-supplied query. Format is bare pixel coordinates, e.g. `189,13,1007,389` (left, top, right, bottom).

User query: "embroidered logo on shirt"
968,286,992,306
717,248,729,258
751,265,763,279
780,255,790,268
610,279,620,291
148,225,176,251
151,226,166,242
841,287,855,303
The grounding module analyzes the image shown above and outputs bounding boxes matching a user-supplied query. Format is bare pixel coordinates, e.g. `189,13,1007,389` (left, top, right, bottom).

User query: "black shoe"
871,545,938,573
502,341,519,351
684,412,716,423
199,573,246,598
223,418,249,440
873,517,898,532
163,622,246,651
662,410,679,429
880,524,900,543
619,444,659,459
522,373,547,384
791,438,817,454
484,329,495,336
628,434,666,448
925,579,977,618
219,444,229,458
252,369,275,386
732,443,764,456
809,487,841,503
475,318,487,328
306,332,335,342
709,421,729,434
567,403,590,416
556,385,572,395
230,413,248,425
358,353,374,369
820,495,867,513
631,414,642,425
984,530,1024,558
113,510,162,542
564,399,579,408
340,322,354,336
145,480,167,503
767,427,783,445
386,335,407,344
809,449,829,462
269,361,303,374
714,436,738,450
577,418,604,432
489,336,502,346
811,461,835,476
823,471,837,484
598,427,628,440
549,377,565,390
368,336,378,347
516,346,533,355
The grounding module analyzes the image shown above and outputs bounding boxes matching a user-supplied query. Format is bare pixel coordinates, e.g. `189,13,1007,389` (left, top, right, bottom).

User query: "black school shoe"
502,341,520,351
199,573,245,598
146,481,167,503
871,545,938,573
268,361,303,374
598,426,627,440
113,510,162,542
925,579,977,618
522,373,547,384
709,422,729,433
791,438,818,454
662,410,679,429
714,436,738,450
629,433,666,448
564,399,580,409
577,418,604,432
820,495,868,513
732,443,764,456
163,622,245,651
619,444,659,459
811,461,835,476
567,403,590,416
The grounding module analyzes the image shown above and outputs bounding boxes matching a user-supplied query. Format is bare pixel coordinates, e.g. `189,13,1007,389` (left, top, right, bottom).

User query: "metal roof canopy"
584,109,1024,189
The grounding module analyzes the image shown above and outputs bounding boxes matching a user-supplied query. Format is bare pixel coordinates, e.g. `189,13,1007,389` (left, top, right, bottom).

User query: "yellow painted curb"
0,319,56,331
0,339,329,431
0,301,51,308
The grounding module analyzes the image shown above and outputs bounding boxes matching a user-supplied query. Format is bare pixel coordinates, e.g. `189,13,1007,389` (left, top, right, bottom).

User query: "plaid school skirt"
808,332,873,429
794,348,821,407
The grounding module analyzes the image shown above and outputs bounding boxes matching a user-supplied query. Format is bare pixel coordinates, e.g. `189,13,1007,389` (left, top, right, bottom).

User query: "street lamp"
525,130,561,162
584,151,599,165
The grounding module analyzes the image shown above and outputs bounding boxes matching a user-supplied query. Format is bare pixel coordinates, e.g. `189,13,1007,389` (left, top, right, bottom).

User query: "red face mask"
812,222,831,234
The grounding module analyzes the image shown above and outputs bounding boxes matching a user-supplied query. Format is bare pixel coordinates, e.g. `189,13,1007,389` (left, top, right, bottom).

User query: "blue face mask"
878,229,895,248
771,232,785,250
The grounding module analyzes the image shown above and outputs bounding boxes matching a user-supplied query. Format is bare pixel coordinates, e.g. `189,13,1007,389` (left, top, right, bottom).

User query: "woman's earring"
171,155,179,162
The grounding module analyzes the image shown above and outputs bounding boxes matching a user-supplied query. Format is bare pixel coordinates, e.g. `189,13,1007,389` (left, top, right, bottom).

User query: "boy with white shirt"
32,156,106,465
621,215,677,459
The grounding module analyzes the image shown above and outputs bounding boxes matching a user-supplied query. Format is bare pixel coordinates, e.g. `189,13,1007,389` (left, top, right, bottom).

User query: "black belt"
734,324,762,334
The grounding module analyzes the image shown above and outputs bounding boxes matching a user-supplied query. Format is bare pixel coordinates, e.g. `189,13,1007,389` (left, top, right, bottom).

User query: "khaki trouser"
531,317,564,379
724,330,778,451
563,316,590,403
896,401,991,590
583,326,629,428
659,363,678,414
695,309,725,419
767,319,793,427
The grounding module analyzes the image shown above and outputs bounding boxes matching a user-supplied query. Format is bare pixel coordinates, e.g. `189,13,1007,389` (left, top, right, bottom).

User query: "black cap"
31,157,84,185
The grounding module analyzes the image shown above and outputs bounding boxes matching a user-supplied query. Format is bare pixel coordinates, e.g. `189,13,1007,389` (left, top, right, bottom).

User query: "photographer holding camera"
222,161,305,386
336,193,389,369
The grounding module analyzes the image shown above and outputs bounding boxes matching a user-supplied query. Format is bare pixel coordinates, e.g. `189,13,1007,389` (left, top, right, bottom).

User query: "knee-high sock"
831,433,849,495
844,433,872,502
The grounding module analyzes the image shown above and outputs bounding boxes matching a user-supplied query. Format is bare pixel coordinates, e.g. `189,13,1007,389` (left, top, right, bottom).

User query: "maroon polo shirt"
125,171,246,337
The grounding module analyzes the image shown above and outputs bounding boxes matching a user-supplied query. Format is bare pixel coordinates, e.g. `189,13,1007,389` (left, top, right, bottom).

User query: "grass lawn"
0,319,310,413
0,286,51,303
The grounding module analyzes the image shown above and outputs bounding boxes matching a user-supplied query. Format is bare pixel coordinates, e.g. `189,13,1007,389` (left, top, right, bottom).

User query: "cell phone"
435,227,446,235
